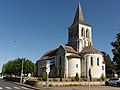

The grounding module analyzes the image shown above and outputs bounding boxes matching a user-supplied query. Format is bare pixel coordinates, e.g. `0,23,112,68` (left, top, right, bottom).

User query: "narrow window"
81,28,84,36
102,66,104,70
76,64,78,68
97,58,99,66
59,57,61,65
86,29,89,38
91,57,93,66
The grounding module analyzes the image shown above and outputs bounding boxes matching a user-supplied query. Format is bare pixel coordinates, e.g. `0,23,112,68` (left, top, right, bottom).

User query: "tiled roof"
39,45,80,61
63,45,78,54
62,45,80,58
80,45,101,55
39,49,58,61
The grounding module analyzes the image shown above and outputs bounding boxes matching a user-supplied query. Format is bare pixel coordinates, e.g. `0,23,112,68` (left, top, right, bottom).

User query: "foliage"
81,78,88,81
42,73,47,81
74,73,80,81
2,58,36,76
111,32,120,74
2,60,15,76
100,73,105,81
101,52,116,76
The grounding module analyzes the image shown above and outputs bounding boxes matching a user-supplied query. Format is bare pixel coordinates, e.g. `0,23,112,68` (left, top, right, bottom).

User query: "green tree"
2,60,14,76
111,32,120,74
101,52,116,77
2,58,36,76
23,59,36,75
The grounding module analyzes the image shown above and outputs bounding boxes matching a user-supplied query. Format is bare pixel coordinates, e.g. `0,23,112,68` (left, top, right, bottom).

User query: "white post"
46,60,50,87
14,40,23,83
46,73,49,87
20,59,23,83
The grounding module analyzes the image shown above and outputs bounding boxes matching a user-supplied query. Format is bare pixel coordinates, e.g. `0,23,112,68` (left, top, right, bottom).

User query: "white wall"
84,54,105,78
68,57,81,77
78,24,92,52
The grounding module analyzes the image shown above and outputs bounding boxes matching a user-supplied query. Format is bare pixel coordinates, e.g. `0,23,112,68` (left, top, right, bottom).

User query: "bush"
74,73,80,81
42,74,47,81
100,73,105,81
81,78,88,81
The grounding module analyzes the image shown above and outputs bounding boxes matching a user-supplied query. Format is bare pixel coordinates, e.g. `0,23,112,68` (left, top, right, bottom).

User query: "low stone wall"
26,81,105,87
4,77,105,87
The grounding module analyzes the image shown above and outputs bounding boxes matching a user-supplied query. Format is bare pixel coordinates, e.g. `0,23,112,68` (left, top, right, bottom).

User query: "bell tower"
68,2,93,53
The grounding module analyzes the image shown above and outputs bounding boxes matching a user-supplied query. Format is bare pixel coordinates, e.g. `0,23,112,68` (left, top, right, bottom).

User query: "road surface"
0,79,34,90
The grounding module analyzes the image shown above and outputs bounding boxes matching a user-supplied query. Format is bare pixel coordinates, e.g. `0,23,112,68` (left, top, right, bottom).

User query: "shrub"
42,74,47,81
74,73,80,81
82,78,88,81
100,73,105,81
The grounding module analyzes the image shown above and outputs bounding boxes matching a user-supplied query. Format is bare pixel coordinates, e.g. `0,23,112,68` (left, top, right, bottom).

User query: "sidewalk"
12,81,40,90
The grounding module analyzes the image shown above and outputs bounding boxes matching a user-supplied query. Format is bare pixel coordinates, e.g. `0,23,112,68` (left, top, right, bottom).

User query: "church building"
36,2,106,78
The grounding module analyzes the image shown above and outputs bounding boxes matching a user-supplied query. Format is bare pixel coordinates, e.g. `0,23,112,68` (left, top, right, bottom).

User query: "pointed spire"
72,1,89,26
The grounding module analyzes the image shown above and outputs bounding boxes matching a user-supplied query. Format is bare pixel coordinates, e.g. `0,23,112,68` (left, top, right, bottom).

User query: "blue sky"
0,0,120,72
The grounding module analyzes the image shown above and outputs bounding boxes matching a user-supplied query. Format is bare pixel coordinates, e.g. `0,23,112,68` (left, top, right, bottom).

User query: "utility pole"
14,40,23,83
20,59,23,83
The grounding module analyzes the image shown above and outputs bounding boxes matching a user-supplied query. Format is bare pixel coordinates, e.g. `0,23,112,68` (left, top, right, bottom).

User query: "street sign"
46,60,51,74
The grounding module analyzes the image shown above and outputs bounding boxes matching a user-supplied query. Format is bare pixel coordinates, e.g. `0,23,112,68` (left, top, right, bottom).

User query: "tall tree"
111,32,120,74
2,58,36,76
101,52,116,77
2,60,14,76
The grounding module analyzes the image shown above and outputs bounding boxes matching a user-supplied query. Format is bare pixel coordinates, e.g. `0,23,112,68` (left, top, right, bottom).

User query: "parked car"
0,76,3,79
105,77,120,86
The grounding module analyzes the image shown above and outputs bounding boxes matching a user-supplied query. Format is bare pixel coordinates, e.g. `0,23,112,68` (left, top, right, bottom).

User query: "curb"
11,81,40,90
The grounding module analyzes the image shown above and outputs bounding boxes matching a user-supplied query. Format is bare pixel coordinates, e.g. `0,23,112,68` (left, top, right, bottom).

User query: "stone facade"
36,2,106,79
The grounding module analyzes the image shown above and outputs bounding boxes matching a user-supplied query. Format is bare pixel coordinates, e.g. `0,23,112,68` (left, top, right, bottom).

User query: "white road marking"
0,87,3,89
21,86,29,89
5,86,12,89
13,87,20,89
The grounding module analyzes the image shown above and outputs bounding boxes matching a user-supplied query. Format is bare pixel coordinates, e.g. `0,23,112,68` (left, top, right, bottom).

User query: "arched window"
90,42,92,45
81,28,84,37
97,58,99,66
86,29,89,38
91,57,93,66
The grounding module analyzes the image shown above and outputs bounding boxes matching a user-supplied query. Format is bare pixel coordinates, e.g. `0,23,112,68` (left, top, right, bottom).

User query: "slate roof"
80,45,101,55
62,45,80,58
71,2,90,27
63,45,78,54
39,45,81,61
39,49,58,61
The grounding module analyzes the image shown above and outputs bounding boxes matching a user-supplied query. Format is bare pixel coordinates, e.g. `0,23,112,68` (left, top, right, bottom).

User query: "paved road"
41,86,120,90
1,79,120,90
0,79,34,90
